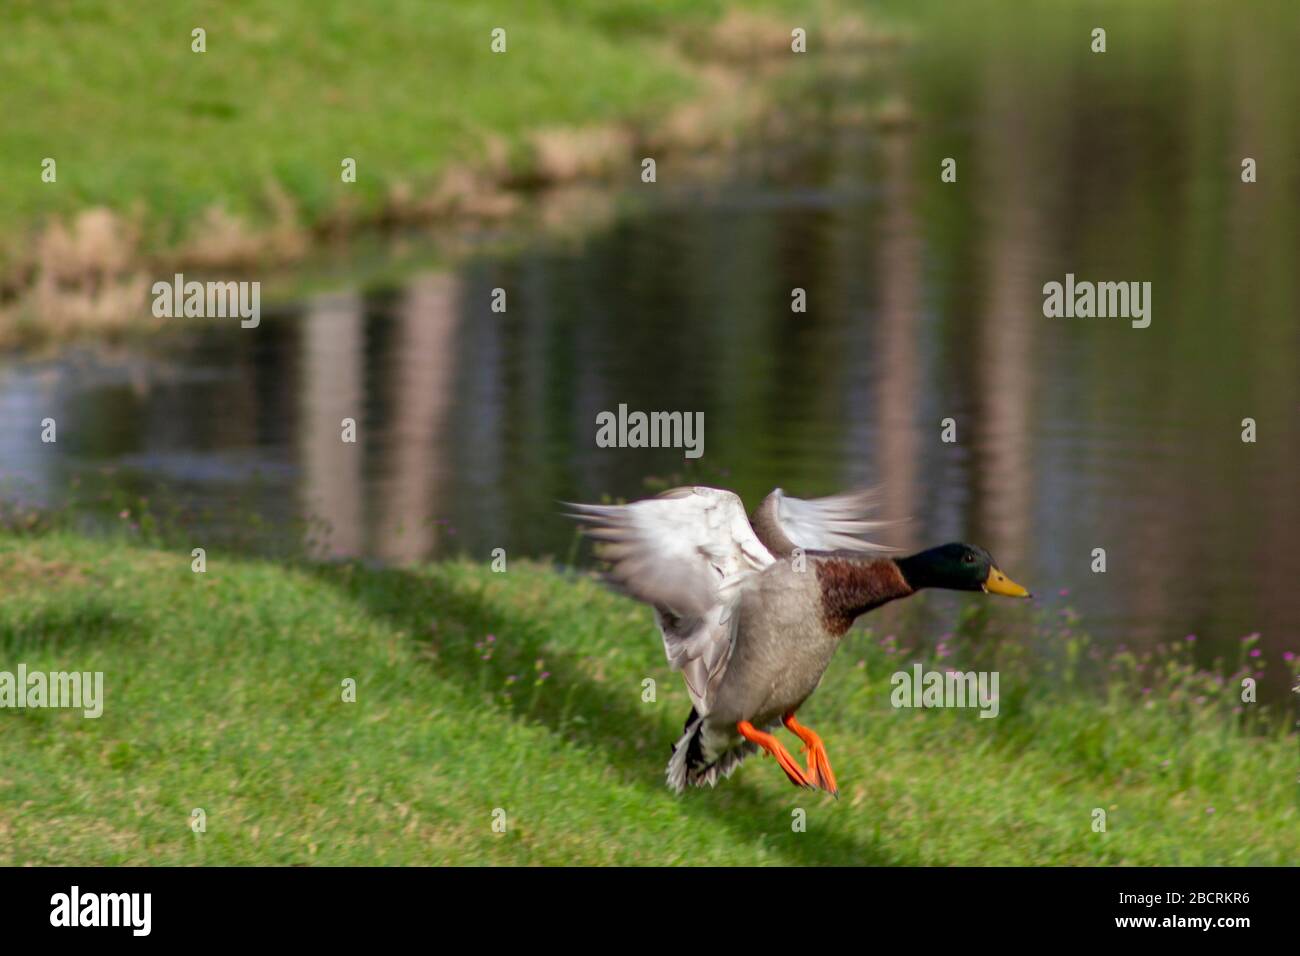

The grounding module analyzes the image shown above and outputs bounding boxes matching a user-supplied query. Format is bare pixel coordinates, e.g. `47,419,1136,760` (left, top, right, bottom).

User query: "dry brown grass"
178,183,307,269
528,126,636,185
706,7,908,60
707,9,801,60
0,551,90,590
10,208,155,341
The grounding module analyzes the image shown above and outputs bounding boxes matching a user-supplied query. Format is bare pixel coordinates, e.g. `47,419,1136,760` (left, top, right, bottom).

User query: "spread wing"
753,487,896,555
564,486,775,714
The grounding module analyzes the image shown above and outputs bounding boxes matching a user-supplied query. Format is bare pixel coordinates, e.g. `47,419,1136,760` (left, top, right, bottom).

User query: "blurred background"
1,1,1296,696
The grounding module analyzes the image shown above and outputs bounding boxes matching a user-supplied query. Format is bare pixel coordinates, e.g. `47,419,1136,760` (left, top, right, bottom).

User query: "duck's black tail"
666,706,757,793
666,707,704,793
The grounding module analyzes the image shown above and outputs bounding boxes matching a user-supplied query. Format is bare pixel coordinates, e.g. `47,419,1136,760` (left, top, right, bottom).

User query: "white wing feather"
565,486,775,714
767,487,896,553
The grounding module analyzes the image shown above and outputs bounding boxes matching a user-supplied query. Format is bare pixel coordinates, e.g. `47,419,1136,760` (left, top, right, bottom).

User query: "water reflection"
300,292,365,558
371,274,461,564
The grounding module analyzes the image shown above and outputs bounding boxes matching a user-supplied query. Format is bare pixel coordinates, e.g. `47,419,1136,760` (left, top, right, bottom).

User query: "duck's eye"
962,552,976,564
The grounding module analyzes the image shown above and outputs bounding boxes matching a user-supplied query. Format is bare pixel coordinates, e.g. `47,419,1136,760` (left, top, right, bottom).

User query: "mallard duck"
566,486,1030,796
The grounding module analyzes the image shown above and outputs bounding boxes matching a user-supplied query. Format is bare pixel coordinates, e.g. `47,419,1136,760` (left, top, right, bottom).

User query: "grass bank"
0,530,1294,865
1,0,892,339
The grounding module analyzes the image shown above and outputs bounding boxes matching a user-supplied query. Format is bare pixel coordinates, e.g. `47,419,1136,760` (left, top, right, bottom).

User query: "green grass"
0,0,819,268
0,530,1295,865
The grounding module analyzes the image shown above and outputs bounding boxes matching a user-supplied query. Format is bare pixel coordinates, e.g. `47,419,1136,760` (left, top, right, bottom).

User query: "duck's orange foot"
736,720,815,790
783,713,839,798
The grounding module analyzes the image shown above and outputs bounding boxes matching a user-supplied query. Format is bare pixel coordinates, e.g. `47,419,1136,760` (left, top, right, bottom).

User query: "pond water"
1,1,1296,695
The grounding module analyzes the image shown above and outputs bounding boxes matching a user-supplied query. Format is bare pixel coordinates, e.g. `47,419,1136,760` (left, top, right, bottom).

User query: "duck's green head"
895,543,1031,597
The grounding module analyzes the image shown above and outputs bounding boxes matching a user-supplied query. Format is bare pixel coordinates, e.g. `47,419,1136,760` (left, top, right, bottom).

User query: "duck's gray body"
567,485,901,792
680,561,835,779
713,560,835,727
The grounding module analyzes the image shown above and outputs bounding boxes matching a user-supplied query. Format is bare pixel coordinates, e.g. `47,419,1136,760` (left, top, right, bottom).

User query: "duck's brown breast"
813,554,912,635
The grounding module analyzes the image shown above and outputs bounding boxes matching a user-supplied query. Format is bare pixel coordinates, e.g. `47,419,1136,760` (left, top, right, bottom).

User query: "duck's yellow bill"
984,566,1031,598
